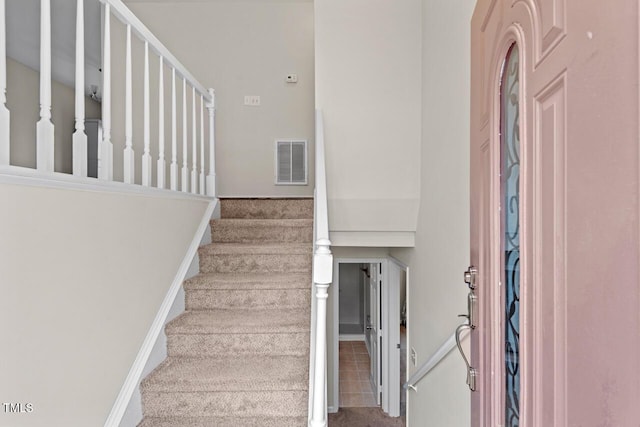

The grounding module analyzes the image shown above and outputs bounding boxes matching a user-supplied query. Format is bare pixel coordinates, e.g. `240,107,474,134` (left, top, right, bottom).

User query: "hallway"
328,407,405,427
333,340,406,426
338,341,377,407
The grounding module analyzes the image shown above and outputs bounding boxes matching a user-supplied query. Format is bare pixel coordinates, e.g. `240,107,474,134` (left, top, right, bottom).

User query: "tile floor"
339,340,378,407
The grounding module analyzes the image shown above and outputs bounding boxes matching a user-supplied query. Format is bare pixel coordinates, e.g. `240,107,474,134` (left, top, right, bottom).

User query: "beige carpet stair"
139,198,313,426
198,242,311,274
220,198,313,219
184,272,311,310
138,416,308,427
211,218,313,243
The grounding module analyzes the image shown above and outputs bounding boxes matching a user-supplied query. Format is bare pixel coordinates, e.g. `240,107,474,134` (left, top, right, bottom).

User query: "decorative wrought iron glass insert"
501,43,520,427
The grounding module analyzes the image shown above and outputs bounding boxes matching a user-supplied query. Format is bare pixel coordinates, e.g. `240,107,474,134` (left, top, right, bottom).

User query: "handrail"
100,0,211,101
404,326,469,391
0,0,216,195
308,109,332,427
313,111,330,249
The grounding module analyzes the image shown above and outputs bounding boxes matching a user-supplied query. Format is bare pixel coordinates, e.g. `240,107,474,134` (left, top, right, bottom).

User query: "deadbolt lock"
464,266,477,290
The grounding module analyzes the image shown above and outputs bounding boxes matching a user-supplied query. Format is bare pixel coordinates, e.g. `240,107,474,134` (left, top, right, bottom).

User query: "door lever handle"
455,321,477,392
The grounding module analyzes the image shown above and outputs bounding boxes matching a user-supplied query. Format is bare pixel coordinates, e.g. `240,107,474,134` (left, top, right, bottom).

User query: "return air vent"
275,140,307,185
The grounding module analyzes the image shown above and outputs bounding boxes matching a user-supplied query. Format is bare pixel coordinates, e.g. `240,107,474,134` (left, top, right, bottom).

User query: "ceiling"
6,0,103,97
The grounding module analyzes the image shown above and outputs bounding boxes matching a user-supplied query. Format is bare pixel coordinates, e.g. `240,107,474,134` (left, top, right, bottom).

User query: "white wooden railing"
309,109,332,427
0,0,216,196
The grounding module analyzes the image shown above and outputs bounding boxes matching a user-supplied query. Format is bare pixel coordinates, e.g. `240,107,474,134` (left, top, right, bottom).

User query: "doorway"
334,258,407,418
338,263,367,339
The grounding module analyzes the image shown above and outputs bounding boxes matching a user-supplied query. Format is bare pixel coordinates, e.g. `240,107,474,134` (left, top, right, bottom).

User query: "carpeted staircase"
138,198,314,427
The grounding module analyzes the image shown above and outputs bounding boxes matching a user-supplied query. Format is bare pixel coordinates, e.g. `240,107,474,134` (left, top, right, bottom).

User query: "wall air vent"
275,140,308,185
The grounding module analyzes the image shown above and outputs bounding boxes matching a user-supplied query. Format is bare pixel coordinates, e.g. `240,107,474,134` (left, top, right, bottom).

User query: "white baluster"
36,0,55,172
141,41,152,186
206,88,216,197
191,86,197,194
170,68,177,190
157,57,165,189
181,78,188,192
99,3,113,180
123,24,134,184
72,0,87,177
0,0,10,166
199,94,205,195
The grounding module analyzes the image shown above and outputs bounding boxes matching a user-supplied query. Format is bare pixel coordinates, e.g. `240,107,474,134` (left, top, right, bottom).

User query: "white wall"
6,58,102,173
0,182,209,426
390,0,476,425
122,0,315,197
314,0,422,236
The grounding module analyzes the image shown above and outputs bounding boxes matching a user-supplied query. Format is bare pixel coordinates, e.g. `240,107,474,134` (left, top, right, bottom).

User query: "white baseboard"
119,283,187,426
104,199,217,427
339,334,366,341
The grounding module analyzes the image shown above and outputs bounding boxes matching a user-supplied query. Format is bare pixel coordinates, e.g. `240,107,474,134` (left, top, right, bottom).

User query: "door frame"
332,257,407,417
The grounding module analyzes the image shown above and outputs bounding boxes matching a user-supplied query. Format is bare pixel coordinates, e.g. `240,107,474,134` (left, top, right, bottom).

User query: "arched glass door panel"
500,43,520,427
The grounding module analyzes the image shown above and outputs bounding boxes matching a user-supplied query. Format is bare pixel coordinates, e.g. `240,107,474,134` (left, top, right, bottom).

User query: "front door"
471,1,640,425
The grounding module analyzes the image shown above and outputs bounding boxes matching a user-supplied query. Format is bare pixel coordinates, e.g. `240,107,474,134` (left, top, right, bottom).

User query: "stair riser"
199,253,312,274
221,199,313,219
186,289,310,310
212,224,312,243
142,390,307,418
167,333,310,357
138,416,308,427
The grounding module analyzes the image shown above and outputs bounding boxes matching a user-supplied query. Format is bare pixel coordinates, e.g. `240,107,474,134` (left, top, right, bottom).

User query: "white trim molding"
0,166,211,202
103,199,217,427
329,231,415,247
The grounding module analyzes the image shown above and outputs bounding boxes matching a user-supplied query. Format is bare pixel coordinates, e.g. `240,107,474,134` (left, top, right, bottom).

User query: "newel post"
310,238,332,427
205,88,216,197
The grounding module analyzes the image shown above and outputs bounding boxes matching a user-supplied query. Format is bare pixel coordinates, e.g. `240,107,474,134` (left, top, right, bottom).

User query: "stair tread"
200,242,311,255
220,198,313,219
142,355,308,392
138,415,307,427
184,272,311,290
211,218,313,243
211,218,313,227
166,309,310,334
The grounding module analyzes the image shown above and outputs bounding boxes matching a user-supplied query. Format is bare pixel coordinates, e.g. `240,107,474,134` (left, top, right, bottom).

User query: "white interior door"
383,258,403,417
367,262,381,405
364,264,371,351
